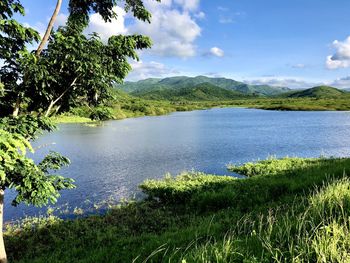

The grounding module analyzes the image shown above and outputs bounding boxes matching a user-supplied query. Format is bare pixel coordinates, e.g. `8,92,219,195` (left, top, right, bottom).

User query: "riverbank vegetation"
6,157,350,262
53,96,350,123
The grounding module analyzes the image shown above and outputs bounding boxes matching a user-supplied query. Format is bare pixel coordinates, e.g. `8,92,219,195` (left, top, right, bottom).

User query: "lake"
6,108,350,221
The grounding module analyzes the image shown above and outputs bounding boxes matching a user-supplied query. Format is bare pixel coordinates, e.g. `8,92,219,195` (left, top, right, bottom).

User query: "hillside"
117,76,290,98
282,86,347,99
132,82,251,101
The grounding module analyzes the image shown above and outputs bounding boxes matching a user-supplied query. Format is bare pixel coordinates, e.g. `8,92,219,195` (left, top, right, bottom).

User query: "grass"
239,98,350,111
51,115,94,124
6,157,350,262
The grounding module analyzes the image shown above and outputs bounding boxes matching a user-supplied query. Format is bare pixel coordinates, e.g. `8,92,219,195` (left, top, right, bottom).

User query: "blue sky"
17,0,350,89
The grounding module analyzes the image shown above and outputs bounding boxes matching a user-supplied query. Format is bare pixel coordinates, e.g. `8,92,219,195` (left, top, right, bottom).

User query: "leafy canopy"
0,0,158,209
0,128,75,206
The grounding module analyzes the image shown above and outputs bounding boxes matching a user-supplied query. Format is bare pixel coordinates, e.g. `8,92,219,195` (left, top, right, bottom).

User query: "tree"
0,0,40,116
0,1,158,262
0,116,75,263
1,0,157,117
25,30,151,116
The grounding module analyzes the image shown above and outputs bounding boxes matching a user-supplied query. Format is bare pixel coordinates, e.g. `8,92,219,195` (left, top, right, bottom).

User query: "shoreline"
6,157,350,262
53,99,350,124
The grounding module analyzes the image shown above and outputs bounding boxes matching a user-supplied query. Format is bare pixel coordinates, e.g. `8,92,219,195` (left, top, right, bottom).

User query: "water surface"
6,108,350,221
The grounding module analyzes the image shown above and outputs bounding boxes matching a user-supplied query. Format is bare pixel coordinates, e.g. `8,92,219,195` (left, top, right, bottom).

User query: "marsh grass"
6,157,350,262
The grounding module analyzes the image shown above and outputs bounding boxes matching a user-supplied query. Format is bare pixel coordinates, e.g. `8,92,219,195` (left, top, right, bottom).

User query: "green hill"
283,86,347,99
132,82,250,101
117,76,290,98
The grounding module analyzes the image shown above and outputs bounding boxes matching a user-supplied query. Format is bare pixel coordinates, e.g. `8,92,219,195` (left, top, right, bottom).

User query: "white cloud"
174,0,200,11
194,11,206,20
25,1,202,58
328,76,350,89
54,13,68,27
218,10,245,24
246,75,350,90
244,77,320,89
84,6,127,42
219,17,234,24
217,6,229,12
127,60,179,81
129,1,202,58
209,47,225,57
291,63,306,69
326,36,350,69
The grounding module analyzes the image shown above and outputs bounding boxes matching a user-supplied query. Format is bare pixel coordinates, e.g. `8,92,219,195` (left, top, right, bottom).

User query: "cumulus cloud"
84,6,127,42
326,36,350,69
209,47,225,57
129,0,202,58
127,60,179,81
27,1,202,58
194,11,206,20
174,0,200,11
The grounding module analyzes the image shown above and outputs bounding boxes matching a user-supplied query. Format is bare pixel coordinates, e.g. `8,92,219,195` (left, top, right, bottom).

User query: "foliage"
89,106,114,121
0,115,55,140
1,0,157,117
24,31,152,115
0,0,40,115
0,129,75,206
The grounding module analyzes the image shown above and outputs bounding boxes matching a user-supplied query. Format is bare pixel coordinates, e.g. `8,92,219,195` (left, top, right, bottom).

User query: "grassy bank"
237,98,350,111
54,98,350,123
6,157,350,262
53,97,350,124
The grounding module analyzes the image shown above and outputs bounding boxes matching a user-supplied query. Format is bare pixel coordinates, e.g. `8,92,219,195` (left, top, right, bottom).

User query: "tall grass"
6,157,350,262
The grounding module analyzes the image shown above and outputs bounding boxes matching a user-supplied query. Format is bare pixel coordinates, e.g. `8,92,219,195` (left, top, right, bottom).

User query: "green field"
6,157,350,262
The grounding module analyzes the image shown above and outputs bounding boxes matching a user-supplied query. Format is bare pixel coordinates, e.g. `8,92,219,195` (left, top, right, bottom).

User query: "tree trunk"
94,92,99,104
45,101,55,117
12,97,20,117
35,0,62,57
54,105,61,115
0,190,7,263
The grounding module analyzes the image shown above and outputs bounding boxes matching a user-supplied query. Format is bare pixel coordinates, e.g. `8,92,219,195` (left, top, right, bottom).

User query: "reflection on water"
6,108,350,221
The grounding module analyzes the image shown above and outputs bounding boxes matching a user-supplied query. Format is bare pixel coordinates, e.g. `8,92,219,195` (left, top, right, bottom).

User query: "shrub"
89,106,114,121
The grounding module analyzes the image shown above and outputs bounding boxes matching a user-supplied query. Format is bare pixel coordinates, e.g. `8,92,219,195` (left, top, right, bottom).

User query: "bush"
89,106,114,121
68,106,92,118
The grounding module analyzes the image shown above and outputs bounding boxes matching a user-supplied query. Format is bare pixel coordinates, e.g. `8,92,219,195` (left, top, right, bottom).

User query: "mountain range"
117,76,291,100
116,76,349,101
